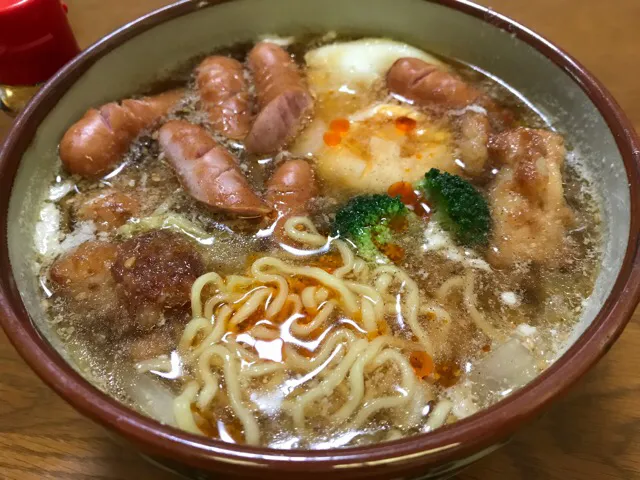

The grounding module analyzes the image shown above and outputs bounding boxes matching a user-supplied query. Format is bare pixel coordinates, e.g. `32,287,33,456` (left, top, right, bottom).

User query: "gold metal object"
0,84,41,117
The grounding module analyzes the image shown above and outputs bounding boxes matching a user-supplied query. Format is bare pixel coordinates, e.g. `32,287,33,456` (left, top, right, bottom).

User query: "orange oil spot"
377,242,405,263
387,181,431,220
388,181,419,205
228,308,265,334
323,130,342,146
329,118,350,133
395,116,417,133
310,251,343,273
287,276,318,295
368,321,390,340
410,351,435,378
378,321,390,336
273,298,304,324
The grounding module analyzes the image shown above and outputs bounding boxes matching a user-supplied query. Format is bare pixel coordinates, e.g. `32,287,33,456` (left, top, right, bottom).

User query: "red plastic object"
0,0,80,85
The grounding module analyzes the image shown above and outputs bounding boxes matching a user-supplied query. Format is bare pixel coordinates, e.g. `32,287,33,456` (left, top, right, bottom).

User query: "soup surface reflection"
35,34,600,449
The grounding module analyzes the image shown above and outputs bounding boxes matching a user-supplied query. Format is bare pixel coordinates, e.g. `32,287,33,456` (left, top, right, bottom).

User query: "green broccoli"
332,194,408,261
418,168,490,247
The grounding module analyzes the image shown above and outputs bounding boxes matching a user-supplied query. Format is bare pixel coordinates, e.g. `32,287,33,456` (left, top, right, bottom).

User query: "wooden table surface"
1,1,639,479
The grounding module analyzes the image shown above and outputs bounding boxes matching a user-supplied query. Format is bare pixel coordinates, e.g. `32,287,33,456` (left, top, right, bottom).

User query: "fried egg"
296,40,459,192
304,38,444,120
292,104,460,193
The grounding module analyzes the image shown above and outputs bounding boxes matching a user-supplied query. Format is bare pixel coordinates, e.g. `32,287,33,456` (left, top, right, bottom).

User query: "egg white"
305,38,443,93
296,39,460,193
292,103,460,193
304,39,444,120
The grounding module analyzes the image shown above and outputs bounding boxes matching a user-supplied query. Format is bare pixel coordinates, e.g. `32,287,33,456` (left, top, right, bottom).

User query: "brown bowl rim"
1,0,640,476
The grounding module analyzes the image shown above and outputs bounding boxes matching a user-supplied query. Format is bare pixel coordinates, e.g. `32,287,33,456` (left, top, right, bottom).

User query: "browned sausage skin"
158,120,271,216
196,56,252,140
59,89,184,178
387,57,515,129
387,58,481,109
245,42,313,154
266,159,317,242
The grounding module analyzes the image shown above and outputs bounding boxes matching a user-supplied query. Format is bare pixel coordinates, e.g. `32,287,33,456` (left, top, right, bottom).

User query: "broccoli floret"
332,194,408,261
418,168,490,247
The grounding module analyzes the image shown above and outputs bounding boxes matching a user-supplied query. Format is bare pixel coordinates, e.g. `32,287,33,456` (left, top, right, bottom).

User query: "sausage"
266,159,317,242
158,120,271,216
387,57,516,129
196,56,252,140
59,89,184,178
245,42,313,154
387,58,482,109
73,189,140,231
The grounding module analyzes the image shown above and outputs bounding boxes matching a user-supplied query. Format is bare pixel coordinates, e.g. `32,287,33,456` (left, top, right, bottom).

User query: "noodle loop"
143,217,455,445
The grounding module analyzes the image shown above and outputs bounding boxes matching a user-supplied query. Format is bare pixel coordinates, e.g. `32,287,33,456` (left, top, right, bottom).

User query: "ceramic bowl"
1,0,639,478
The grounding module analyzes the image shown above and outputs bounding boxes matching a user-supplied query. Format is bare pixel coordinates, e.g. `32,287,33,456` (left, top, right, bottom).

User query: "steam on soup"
34,35,600,449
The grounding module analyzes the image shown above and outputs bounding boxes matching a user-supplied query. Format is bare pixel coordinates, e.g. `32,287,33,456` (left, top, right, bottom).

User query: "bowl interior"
3,0,631,451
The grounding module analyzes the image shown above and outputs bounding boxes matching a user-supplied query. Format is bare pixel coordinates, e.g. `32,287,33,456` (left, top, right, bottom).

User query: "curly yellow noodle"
349,349,417,429
288,339,369,429
283,217,327,247
333,336,389,421
174,381,202,435
197,345,261,445
252,256,359,315
283,327,355,371
229,287,272,328
375,265,433,355
139,215,469,445
190,272,224,317
289,300,336,337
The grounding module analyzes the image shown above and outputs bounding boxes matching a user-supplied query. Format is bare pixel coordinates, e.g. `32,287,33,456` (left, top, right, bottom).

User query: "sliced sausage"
387,58,482,109
158,120,271,216
245,42,313,154
73,189,140,231
387,57,515,129
196,56,252,140
59,89,184,178
266,159,317,242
